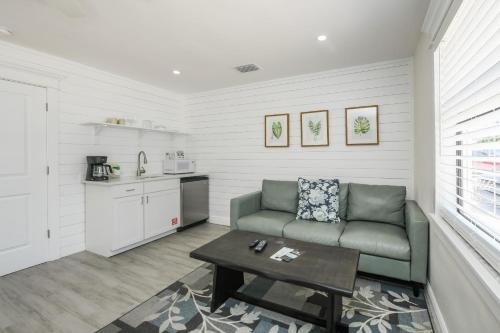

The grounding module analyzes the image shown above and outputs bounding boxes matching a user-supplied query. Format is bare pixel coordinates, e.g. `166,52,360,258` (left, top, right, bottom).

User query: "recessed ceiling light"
172,70,181,75
317,35,327,41
0,26,13,36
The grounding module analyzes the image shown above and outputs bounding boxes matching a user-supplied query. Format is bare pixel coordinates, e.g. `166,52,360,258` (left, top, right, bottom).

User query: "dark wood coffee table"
190,230,359,333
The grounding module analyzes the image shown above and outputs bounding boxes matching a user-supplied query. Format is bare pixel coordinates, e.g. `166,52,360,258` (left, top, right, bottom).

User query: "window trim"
434,43,500,274
429,213,500,303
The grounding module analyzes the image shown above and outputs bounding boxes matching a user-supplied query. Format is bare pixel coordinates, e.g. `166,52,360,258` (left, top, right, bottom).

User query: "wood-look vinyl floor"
0,223,229,333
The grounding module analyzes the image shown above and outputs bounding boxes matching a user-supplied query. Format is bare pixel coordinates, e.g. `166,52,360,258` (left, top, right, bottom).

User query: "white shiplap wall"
0,41,414,256
187,58,414,225
0,41,186,257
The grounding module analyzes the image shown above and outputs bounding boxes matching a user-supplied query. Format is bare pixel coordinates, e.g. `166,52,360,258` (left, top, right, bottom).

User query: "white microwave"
163,159,196,174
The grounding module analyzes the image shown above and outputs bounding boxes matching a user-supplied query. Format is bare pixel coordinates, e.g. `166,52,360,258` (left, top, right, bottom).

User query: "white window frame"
433,5,500,273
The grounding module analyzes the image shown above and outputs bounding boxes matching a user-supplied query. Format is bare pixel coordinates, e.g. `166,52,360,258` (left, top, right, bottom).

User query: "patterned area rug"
97,265,433,333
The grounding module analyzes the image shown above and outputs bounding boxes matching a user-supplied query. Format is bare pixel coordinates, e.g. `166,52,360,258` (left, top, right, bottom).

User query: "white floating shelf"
82,122,187,135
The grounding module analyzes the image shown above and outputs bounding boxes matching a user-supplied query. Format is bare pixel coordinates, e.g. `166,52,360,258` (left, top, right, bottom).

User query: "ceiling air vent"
234,64,261,73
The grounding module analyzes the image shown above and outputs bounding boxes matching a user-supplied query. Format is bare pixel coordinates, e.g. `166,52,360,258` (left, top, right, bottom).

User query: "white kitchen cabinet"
85,178,180,257
111,195,144,251
144,189,180,238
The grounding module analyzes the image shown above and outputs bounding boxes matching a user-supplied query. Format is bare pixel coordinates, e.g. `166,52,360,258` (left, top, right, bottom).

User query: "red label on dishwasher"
171,218,178,225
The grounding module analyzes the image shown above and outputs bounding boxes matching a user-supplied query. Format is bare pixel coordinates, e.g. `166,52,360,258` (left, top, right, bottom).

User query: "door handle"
146,196,149,204
141,196,144,205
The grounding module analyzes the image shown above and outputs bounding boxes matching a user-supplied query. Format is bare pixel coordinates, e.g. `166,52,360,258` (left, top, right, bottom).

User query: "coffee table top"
190,230,360,296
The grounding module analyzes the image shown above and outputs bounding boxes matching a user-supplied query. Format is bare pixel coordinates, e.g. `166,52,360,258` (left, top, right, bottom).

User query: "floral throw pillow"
297,177,341,223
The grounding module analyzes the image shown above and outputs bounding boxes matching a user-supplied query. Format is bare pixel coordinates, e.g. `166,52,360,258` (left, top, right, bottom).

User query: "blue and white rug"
97,265,433,333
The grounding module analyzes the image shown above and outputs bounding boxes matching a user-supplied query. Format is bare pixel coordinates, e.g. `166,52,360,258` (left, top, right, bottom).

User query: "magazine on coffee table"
270,247,301,262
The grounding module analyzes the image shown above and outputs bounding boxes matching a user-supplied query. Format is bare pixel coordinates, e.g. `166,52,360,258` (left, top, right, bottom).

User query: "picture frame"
300,110,329,147
345,105,379,145
264,113,290,147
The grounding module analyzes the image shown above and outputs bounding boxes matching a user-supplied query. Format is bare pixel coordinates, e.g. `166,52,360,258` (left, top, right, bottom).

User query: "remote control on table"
248,239,260,248
254,240,267,252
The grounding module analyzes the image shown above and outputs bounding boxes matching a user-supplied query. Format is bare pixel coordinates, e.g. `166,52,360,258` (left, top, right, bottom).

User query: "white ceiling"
0,0,429,93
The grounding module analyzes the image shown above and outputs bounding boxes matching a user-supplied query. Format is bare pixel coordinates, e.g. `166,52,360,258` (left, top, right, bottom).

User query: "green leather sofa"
230,180,429,288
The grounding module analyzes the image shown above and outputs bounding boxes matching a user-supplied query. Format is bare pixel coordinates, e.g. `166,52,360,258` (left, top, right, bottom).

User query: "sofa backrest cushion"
261,180,299,214
260,179,349,216
347,183,406,226
339,183,348,220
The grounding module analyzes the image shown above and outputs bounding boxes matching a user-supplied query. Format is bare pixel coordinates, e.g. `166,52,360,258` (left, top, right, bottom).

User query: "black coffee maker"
86,156,112,181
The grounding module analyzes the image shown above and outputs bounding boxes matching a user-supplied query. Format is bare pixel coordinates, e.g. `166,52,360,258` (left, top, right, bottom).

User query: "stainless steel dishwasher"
179,176,209,230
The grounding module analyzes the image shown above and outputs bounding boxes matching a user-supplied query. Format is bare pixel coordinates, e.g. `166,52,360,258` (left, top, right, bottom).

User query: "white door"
144,190,180,238
0,80,48,276
111,195,144,251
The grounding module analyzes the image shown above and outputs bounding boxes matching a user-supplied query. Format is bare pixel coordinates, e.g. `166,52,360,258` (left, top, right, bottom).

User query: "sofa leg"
413,284,420,297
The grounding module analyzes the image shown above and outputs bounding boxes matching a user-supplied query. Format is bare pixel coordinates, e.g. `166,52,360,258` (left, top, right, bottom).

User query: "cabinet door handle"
126,188,136,192
141,196,144,205
146,196,149,204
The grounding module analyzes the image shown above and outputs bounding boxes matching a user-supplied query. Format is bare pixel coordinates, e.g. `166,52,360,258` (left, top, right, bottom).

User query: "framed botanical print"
300,110,329,147
345,105,379,145
264,113,290,147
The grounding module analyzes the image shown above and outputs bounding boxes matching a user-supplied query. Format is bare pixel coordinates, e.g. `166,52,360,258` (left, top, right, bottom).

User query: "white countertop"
83,173,208,186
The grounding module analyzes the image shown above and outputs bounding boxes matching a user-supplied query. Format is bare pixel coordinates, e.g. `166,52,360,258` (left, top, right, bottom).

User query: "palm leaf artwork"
272,121,282,139
353,116,370,135
308,120,321,140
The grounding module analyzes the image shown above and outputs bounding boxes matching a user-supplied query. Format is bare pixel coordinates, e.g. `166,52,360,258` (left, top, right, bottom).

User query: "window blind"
437,0,500,271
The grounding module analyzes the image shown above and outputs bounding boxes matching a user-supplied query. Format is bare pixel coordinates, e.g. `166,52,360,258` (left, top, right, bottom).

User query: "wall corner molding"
0,60,65,89
421,0,463,50
421,0,452,36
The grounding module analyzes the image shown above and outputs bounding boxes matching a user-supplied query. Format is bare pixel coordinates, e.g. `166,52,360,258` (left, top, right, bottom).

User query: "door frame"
0,62,64,261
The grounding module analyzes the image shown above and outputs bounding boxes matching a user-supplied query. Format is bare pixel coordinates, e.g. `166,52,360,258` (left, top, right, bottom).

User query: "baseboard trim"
425,282,448,333
207,216,229,226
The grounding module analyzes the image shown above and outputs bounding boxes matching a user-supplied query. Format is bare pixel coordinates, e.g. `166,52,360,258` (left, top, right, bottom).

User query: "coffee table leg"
211,265,244,312
326,293,343,333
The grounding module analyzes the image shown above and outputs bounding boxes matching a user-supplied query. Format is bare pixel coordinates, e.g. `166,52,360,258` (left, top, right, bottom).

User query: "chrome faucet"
137,151,148,176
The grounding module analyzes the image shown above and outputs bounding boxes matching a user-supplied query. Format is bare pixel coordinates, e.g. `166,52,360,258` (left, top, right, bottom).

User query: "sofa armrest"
230,191,262,230
405,200,429,284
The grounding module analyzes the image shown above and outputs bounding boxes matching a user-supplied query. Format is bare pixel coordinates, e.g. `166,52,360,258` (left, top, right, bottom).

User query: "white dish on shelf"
82,122,186,135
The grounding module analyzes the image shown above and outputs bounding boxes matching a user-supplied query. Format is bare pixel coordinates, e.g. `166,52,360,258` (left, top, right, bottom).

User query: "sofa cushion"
283,219,346,246
347,183,406,226
236,210,295,237
339,183,348,220
297,177,341,223
358,254,411,281
339,221,410,261
261,180,299,214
